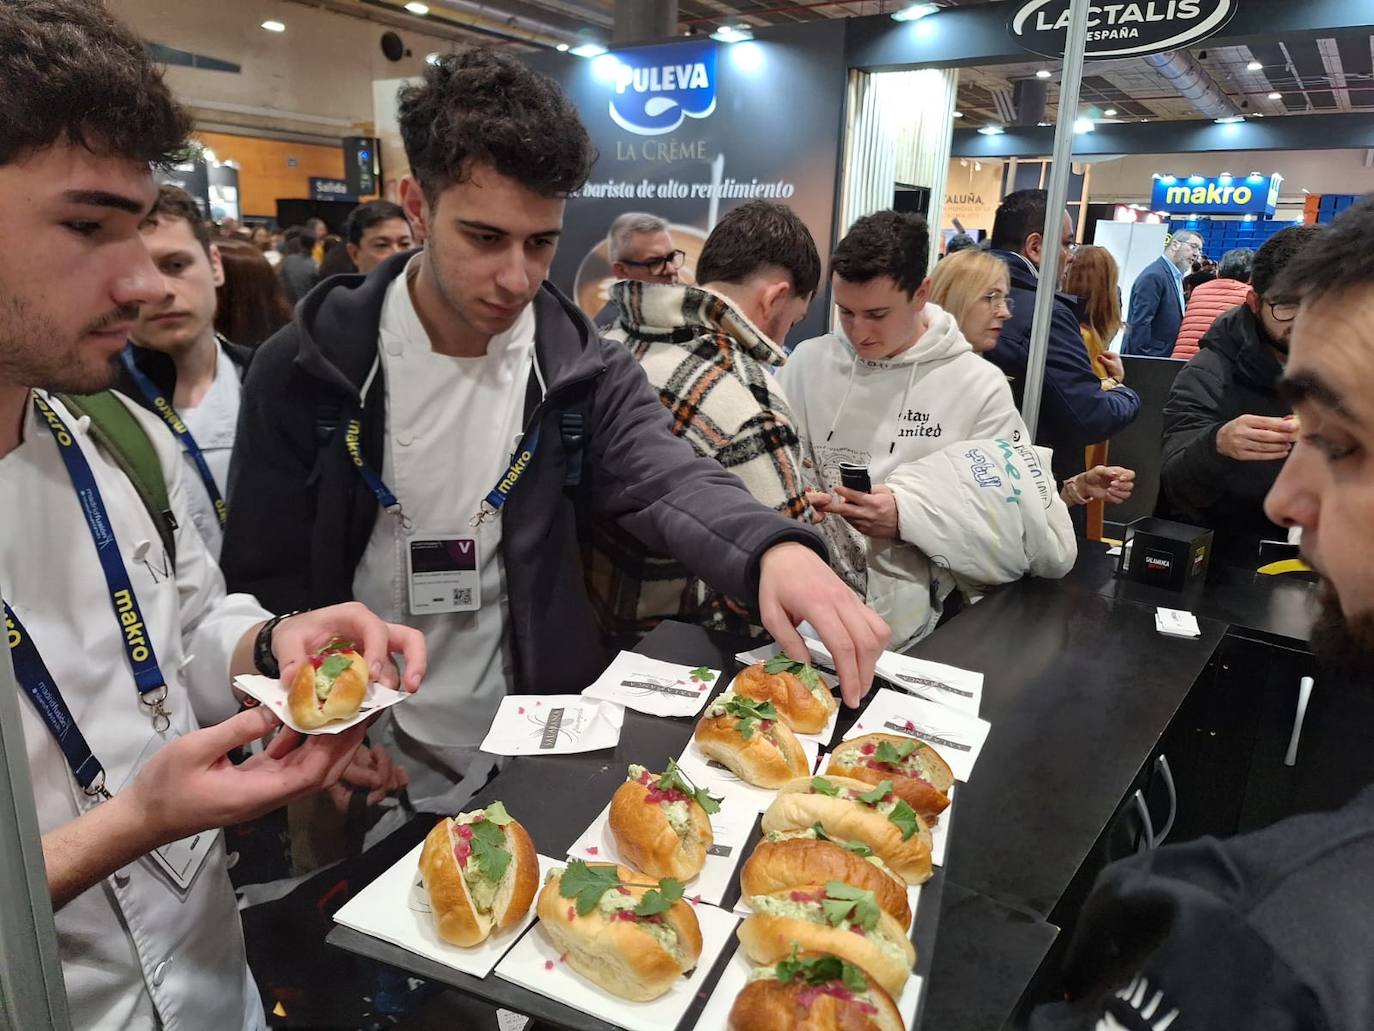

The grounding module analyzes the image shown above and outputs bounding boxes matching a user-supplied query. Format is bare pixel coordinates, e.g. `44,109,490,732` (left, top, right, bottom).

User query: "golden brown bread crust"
536,864,703,1001
737,907,915,996
733,663,838,735
693,712,810,788
491,819,539,931
827,734,953,820
608,777,712,879
727,973,904,1031
740,839,910,927
419,818,490,946
762,777,932,885
287,650,368,730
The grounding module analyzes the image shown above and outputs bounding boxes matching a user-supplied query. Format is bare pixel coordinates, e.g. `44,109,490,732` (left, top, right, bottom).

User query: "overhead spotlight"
710,23,753,42
891,2,939,21
1036,69,1052,79
569,41,608,58
1246,59,1263,71
1073,117,1095,133
260,19,285,31
1268,91,1281,100
1214,115,1245,124
590,53,623,82
556,42,570,52
978,125,1005,136
1301,187,1310,194
1104,107,1118,117
404,1,429,14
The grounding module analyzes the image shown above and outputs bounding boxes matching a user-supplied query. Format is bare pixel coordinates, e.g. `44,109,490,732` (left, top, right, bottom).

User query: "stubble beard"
1310,578,1374,683
0,288,126,394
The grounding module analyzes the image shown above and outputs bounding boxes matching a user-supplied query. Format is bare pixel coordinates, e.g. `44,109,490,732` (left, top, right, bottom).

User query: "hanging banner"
1150,173,1282,216
1009,0,1238,60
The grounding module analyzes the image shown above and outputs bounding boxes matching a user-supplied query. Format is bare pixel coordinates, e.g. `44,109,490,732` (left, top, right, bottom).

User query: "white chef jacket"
177,343,243,561
0,391,270,1030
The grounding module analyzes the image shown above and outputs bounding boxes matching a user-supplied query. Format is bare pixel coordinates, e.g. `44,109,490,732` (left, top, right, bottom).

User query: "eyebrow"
62,189,150,216
1279,370,1364,427
457,219,561,238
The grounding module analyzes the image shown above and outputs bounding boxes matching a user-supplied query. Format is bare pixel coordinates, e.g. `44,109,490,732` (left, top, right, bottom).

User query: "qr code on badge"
453,588,473,606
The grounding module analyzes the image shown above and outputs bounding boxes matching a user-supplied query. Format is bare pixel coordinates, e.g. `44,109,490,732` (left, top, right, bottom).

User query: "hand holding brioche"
287,640,369,729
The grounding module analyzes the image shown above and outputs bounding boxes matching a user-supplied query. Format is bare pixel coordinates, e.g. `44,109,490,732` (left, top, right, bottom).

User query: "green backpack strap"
58,392,178,569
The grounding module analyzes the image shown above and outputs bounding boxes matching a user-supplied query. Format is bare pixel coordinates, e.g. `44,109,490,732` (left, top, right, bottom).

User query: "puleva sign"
1010,0,1237,60
607,40,717,137
1150,173,1282,216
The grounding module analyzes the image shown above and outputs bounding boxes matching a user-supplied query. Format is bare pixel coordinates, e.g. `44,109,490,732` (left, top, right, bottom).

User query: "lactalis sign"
1009,0,1237,59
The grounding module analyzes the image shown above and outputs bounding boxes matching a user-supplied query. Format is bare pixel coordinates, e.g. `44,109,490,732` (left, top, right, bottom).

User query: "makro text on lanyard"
30,392,172,730
5,602,112,799
118,345,227,527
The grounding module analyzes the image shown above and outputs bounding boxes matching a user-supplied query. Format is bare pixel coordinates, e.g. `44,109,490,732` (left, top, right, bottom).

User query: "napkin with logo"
580,651,720,718
478,695,624,756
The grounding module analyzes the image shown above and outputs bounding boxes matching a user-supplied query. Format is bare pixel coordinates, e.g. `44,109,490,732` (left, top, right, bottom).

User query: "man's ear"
759,277,791,317
399,175,428,234
1245,288,1261,313
346,242,360,265
912,275,932,308
1025,231,1044,265
208,243,225,289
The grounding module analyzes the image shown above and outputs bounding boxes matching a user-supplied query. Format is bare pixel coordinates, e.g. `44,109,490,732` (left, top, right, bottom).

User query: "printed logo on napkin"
874,654,984,716
478,695,625,757
842,689,991,783
580,652,719,718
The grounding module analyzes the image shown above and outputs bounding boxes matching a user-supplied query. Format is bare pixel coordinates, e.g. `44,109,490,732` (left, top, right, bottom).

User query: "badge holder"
116,733,218,896
406,533,481,615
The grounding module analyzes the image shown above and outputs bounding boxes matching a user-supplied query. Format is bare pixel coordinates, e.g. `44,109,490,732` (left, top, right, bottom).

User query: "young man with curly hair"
223,50,889,812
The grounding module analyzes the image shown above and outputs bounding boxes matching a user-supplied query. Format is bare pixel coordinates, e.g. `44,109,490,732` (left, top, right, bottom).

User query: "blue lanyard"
5,603,111,799
30,394,171,729
119,345,227,527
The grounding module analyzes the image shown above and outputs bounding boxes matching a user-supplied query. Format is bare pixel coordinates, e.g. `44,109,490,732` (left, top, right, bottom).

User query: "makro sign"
1010,0,1237,59
1151,173,1282,216
607,40,716,136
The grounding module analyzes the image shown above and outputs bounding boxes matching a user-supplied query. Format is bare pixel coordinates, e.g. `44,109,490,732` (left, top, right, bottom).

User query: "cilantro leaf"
481,800,513,826
856,780,895,805
887,798,920,841
774,946,870,991
822,881,879,931
633,877,685,917
805,821,872,857
874,738,920,766
721,695,779,741
689,666,716,683
840,961,869,992
658,760,722,815
320,639,359,655
319,654,352,679
810,777,840,797
762,655,825,693
558,860,622,916
468,819,512,882
762,654,800,675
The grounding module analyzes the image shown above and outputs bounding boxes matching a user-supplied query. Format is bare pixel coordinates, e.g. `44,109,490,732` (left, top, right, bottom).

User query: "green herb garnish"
481,800,513,826
775,947,869,992
810,777,840,797
886,798,920,841
720,695,779,740
689,666,716,684
874,738,921,766
657,759,723,815
468,817,512,881
319,655,352,679
320,639,359,655
633,877,684,917
762,654,824,692
821,881,880,931
856,780,895,805
558,860,622,916
808,822,874,857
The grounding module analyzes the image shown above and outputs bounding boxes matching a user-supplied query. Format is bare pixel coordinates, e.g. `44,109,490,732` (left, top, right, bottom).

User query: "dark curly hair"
0,0,191,167
830,210,931,297
397,48,596,203
696,200,821,298
1252,224,1325,300
1276,200,1372,304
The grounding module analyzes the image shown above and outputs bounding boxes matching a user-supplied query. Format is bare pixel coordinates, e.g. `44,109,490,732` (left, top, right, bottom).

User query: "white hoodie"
779,303,1030,594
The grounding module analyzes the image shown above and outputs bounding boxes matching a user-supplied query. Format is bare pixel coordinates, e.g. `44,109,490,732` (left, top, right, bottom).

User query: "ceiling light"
404,1,429,13
1246,59,1263,71
1214,115,1245,124
952,111,964,118
1036,69,1052,79
978,125,1005,136
1073,117,1095,133
1104,107,1118,116
569,41,608,58
556,43,570,51
711,23,753,43
590,53,623,82
260,19,285,31
891,2,939,21
1301,187,1310,194
1268,91,1281,100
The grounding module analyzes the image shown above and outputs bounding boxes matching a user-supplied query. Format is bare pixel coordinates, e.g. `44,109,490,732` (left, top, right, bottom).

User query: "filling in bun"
309,650,357,708
764,826,901,881
453,802,516,912
808,776,922,841
704,692,789,749
553,861,690,963
626,761,720,840
833,738,936,783
747,884,912,970
748,949,885,1017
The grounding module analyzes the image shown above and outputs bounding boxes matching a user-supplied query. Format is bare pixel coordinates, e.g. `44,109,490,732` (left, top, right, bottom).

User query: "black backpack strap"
560,409,586,488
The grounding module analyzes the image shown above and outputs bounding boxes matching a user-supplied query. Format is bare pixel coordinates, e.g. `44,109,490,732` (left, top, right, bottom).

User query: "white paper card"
478,695,625,756
332,842,560,978
233,674,411,736
842,689,991,783
674,733,820,813
566,793,756,907
580,652,719,718
872,652,984,716
693,947,922,1031
494,897,738,1031
729,645,840,746
1155,607,1202,639
815,752,956,870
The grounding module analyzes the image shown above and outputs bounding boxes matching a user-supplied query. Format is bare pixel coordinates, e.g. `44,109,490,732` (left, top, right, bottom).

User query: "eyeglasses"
1063,241,1080,255
1266,300,1299,323
619,249,686,275
982,291,1014,316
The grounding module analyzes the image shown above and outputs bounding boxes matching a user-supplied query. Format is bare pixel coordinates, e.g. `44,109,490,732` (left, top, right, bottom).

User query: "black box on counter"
1117,517,1213,591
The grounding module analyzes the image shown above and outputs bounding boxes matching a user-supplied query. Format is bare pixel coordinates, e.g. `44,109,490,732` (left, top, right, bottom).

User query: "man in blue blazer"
1124,230,1204,357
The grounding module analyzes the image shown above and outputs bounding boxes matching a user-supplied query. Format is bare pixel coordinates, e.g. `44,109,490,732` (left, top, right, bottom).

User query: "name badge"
116,732,216,895
407,533,480,614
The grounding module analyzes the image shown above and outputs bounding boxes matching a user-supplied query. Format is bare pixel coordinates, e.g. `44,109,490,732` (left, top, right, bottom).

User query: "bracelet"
253,610,305,678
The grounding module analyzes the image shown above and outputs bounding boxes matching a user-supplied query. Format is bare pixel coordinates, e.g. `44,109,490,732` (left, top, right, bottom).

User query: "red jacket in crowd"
1171,277,1253,360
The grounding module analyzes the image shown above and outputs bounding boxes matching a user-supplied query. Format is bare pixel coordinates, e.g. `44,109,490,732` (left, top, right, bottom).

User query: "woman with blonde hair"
1063,245,1126,387
927,247,1013,352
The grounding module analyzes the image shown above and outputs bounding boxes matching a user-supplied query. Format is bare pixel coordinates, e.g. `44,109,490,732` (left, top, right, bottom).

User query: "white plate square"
233,674,411,735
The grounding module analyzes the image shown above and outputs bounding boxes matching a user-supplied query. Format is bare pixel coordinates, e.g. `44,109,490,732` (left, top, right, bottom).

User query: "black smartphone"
838,462,871,493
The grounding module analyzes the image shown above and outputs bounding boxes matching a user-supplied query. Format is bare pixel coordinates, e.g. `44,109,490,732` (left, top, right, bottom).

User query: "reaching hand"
1068,465,1136,506
328,743,409,810
126,707,370,846
757,542,890,708
271,602,427,692
1216,414,1298,461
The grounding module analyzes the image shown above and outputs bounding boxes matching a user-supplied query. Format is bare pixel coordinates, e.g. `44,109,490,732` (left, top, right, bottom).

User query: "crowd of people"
3,1,1372,1029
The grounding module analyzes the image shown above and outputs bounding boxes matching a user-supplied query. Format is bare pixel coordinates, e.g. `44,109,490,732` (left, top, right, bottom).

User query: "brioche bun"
609,775,712,880
693,712,810,788
287,649,368,729
733,662,837,735
727,967,904,1031
418,809,538,947
737,900,915,996
741,838,910,927
826,733,953,820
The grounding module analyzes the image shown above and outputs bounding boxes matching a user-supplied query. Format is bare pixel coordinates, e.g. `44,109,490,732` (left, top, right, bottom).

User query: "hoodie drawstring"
825,354,861,443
